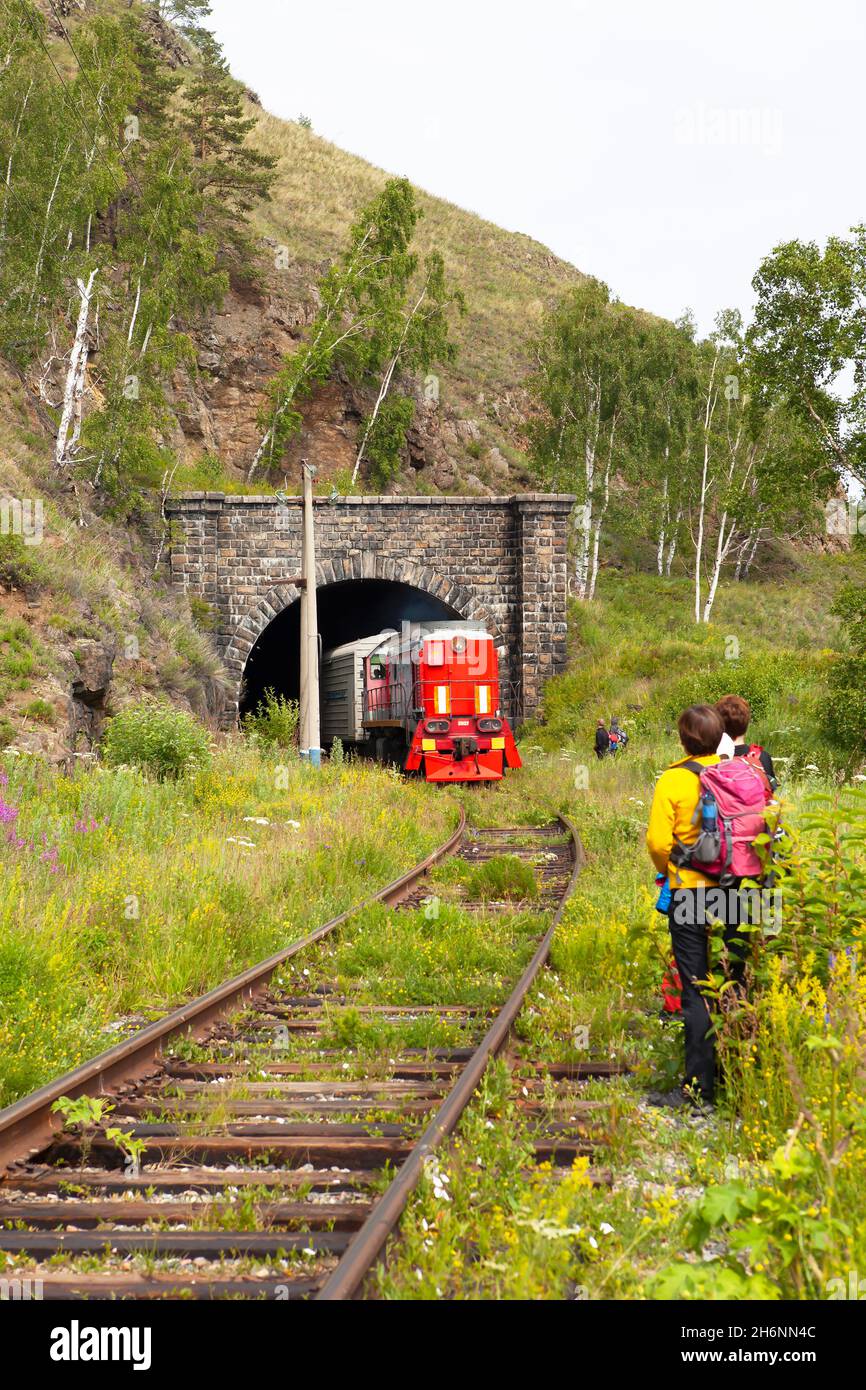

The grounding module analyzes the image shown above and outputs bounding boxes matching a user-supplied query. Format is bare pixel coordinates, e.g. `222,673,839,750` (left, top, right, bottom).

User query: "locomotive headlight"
452,635,467,653
477,717,503,734
425,719,450,735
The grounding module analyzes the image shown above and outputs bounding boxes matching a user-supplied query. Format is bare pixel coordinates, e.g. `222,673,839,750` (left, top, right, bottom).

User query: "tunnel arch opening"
238,578,462,719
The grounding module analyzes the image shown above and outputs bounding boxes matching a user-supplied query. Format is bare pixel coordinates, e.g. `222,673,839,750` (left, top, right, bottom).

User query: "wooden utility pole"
300,462,321,766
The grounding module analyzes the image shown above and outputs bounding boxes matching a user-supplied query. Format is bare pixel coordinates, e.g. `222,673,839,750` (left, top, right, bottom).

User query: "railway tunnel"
238,578,459,718
164,492,575,726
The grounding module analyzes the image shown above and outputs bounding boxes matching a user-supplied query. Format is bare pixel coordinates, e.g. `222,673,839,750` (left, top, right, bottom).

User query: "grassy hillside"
0,364,225,759
251,110,582,423
537,549,866,781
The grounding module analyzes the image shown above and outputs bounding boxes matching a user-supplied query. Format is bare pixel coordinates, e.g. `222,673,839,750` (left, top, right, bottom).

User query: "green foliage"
102,702,211,779
464,854,538,902
0,533,45,591
530,279,835,617
362,393,414,486
0,5,277,505
51,1093,114,1168
22,699,54,724
0,747,453,1106
154,1,213,47
242,687,300,749
661,653,794,723
827,584,866,758
189,595,218,632
180,29,277,271
253,180,462,483
749,226,866,488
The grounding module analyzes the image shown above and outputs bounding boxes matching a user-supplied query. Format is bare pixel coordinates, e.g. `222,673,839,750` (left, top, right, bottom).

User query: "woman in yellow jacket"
646,704,744,1111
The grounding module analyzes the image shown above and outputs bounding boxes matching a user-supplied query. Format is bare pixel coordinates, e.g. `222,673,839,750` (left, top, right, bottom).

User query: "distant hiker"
595,719,609,759
609,716,629,755
715,694,778,792
645,704,767,1112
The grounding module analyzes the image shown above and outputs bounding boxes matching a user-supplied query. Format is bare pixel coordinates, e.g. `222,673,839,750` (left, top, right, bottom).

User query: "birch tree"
682,311,833,621
749,227,866,489
353,249,463,485
251,178,461,485
528,279,639,600
54,267,97,468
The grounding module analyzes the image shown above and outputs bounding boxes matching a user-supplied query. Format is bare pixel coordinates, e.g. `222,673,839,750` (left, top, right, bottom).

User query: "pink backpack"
670,759,770,884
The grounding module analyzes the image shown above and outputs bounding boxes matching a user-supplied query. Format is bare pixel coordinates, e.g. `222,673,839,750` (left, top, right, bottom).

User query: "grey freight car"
320,631,396,744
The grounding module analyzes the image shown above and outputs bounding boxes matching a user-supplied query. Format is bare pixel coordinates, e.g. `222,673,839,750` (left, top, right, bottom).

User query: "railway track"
0,810,614,1300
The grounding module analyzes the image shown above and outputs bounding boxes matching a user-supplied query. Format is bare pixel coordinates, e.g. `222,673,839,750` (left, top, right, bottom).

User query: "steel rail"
316,813,584,1301
0,808,466,1173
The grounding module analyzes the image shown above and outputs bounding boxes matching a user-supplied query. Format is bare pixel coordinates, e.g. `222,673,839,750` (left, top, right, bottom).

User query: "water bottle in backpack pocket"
691,789,722,865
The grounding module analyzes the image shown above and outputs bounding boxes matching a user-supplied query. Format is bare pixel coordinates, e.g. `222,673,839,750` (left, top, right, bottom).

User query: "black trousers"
668,887,748,1102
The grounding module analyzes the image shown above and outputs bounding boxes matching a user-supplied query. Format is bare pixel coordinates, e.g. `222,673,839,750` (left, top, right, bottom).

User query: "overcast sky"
208,0,865,336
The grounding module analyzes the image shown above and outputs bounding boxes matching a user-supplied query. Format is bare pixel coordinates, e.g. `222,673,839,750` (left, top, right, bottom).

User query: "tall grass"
0,744,453,1105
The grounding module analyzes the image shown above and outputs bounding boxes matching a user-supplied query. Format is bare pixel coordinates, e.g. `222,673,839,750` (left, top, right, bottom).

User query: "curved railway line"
0,809,620,1300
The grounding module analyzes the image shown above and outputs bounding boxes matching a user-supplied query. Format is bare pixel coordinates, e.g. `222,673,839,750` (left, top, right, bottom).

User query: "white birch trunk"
351,278,429,484
702,511,733,622
0,79,32,272
734,533,751,582
666,507,682,576
55,268,98,470
657,468,670,575
588,414,616,601
575,437,595,600
588,453,612,601
694,350,720,623
29,146,69,315
742,527,762,579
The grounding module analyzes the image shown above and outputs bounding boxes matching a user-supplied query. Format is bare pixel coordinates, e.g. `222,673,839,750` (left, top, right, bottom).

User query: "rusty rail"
316,813,584,1300
0,808,466,1174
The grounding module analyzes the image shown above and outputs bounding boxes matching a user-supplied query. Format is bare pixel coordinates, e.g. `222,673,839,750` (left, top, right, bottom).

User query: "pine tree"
154,1,213,48
180,30,276,271
122,13,182,146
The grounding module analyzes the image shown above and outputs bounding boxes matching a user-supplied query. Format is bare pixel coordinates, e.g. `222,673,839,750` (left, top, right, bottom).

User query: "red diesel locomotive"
320,622,522,783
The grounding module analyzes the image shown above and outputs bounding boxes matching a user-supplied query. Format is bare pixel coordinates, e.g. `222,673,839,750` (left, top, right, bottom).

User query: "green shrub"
242,688,300,749
23,699,55,725
0,533,45,591
662,653,806,724
189,596,218,632
102,702,211,780
826,585,866,761
465,854,538,902
362,394,414,487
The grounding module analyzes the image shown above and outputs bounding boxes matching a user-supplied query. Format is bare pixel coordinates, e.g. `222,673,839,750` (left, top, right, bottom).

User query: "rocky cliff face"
165,267,536,497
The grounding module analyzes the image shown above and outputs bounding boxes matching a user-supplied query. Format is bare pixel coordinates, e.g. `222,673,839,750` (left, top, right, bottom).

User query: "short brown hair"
715,694,751,738
678,704,724,756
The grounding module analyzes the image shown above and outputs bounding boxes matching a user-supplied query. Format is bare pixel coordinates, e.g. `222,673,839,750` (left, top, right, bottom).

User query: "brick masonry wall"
165,493,575,726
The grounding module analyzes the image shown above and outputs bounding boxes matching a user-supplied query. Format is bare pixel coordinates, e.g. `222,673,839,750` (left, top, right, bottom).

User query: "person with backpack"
595,719,609,759
645,704,771,1112
609,716,629,755
715,694,779,791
